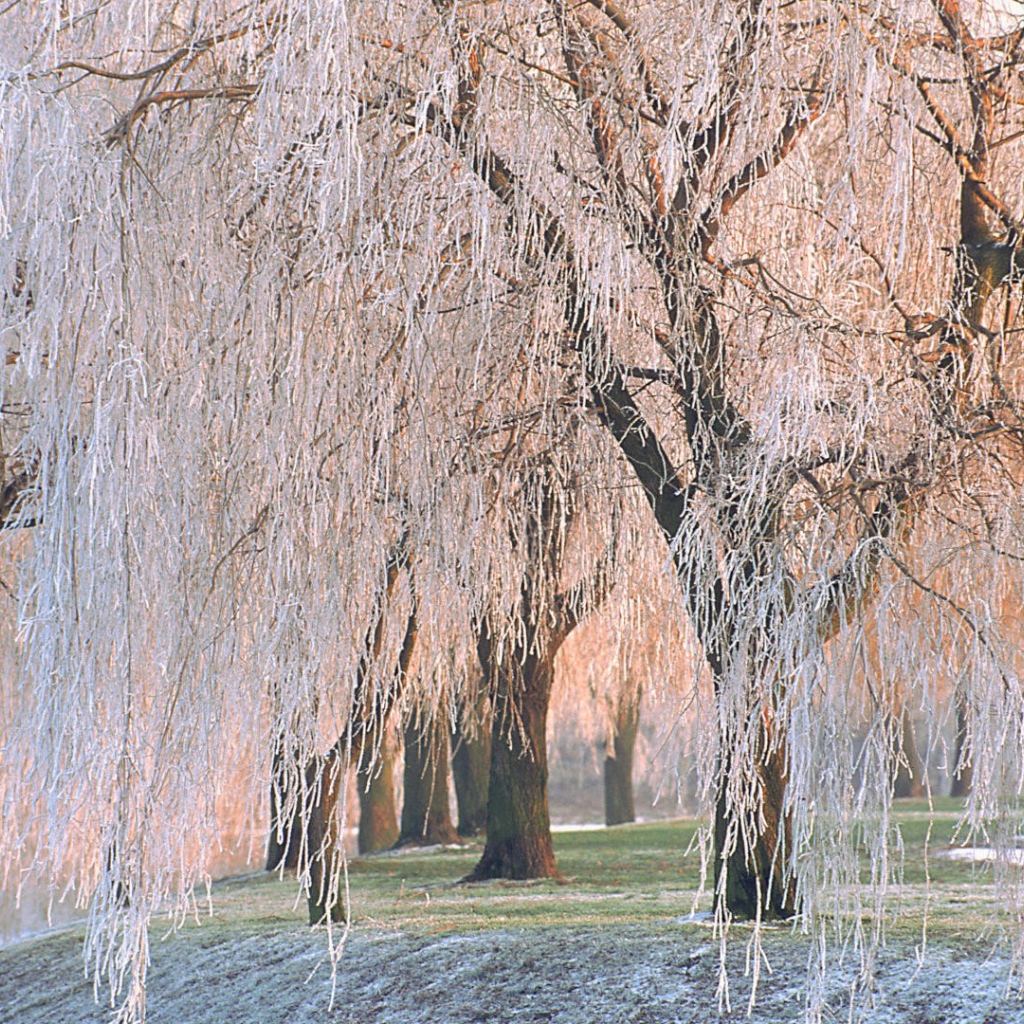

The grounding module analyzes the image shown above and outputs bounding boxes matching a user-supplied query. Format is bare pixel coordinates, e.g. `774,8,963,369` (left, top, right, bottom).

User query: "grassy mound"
2,804,1022,1022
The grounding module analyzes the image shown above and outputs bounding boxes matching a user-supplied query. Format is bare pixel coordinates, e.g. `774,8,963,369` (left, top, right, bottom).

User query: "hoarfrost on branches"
1,0,1023,1019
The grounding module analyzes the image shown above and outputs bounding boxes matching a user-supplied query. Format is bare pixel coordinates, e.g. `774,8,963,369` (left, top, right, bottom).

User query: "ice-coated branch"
815,477,911,644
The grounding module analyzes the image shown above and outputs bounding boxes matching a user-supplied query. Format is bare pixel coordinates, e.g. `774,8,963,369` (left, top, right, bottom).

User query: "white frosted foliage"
1,0,1023,1020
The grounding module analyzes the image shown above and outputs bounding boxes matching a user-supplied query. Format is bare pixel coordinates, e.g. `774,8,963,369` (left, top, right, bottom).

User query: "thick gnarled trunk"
466,649,558,881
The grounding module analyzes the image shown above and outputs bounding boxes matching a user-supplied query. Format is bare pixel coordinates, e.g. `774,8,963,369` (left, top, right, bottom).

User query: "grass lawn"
3,799,1024,1023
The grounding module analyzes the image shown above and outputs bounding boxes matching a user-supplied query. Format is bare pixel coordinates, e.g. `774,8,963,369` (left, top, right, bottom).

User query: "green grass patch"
132,799,1020,949
325,800,1024,942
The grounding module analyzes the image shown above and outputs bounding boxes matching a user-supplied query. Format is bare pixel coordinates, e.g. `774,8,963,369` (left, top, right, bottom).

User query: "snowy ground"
5,812,1024,1024
2,886,1023,1023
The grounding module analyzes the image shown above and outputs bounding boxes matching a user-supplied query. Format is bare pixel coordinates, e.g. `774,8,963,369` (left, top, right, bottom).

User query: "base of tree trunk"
463,829,560,881
465,655,560,882
604,752,636,827
715,742,795,921
305,754,347,926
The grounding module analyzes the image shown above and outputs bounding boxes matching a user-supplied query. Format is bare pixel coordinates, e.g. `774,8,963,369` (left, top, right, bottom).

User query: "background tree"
397,697,459,847
451,685,492,838
604,678,643,827
467,449,618,881
357,727,401,853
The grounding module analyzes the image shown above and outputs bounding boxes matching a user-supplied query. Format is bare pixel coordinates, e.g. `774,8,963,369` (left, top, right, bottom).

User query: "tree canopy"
2,0,1024,1018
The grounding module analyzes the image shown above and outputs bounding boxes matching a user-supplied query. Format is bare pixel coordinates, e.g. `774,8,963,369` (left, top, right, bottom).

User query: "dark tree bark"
604,684,642,827
451,690,491,838
465,468,614,882
357,728,399,853
397,709,458,846
466,637,560,881
305,751,346,926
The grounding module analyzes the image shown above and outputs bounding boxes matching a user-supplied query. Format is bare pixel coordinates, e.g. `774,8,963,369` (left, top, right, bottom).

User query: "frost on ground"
1,897,1022,1023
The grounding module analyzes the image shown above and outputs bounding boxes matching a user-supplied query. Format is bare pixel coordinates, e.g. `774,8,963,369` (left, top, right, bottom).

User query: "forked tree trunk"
950,693,973,798
451,692,491,838
357,729,399,854
604,686,641,827
465,645,559,881
397,710,458,846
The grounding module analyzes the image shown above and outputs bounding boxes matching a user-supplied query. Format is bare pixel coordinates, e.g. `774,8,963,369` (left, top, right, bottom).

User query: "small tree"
468,459,616,880
604,680,643,827
357,726,400,853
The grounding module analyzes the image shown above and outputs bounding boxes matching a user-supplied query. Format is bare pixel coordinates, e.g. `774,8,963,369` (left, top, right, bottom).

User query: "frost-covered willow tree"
329,0,1024,925
0,0,491,1014
2,0,1024,1018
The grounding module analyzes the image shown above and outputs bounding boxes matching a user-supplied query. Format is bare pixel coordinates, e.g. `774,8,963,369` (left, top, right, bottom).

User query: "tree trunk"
604,686,641,827
714,698,795,921
397,710,458,846
950,693,973,798
266,737,302,871
893,709,926,800
452,691,491,838
305,752,346,926
357,728,399,854
465,648,559,881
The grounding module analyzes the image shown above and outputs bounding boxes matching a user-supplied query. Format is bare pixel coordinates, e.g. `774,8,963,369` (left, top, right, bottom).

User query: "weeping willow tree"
468,440,619,881
2,0,1024,1020
344,0,1024,924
